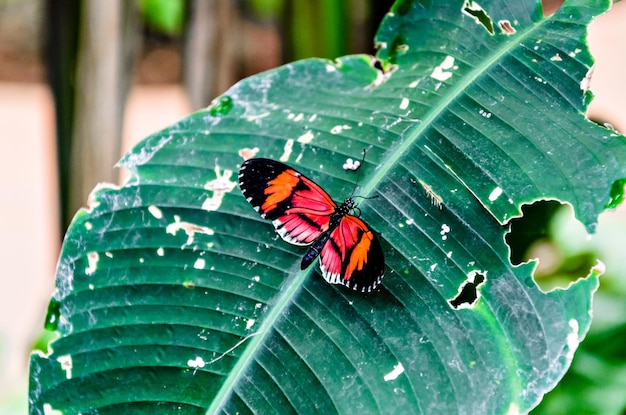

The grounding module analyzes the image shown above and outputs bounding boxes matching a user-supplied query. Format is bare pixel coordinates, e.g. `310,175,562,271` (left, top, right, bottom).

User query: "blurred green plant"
140,0,185,35
520,202,626,414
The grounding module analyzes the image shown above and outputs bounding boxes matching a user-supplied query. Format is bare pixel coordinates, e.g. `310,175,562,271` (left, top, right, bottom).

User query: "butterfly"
238,158,384,292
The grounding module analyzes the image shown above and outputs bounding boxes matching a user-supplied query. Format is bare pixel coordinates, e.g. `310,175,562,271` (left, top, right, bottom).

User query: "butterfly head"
339,194,378,218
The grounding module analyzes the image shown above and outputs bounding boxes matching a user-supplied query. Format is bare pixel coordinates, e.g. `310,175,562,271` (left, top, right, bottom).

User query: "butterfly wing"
238,158,337,246
320,214,384,292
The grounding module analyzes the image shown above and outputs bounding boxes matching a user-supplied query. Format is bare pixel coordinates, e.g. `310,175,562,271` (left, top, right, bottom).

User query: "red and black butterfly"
238,158,384,292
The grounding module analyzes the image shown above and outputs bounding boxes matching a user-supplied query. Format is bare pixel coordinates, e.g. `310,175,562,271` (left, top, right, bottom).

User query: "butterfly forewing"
239,158,336,245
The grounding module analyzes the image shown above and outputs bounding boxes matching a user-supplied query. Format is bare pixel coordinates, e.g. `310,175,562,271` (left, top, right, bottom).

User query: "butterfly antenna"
349,149,369,198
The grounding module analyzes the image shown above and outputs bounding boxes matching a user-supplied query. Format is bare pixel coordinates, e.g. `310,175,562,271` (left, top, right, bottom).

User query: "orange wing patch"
261,170,300,212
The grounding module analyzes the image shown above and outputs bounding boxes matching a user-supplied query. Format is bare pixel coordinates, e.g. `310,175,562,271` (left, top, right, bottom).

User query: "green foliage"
29,0,626,414
140,0,185,35
531,205,626,414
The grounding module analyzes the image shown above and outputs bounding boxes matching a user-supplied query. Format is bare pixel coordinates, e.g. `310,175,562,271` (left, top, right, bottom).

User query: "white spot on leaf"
384,363,405,381
479,108,492,118
440,224,450,240
187,356,206,369
57,354,73,379
569,48,582,57
430,56,455,82
331,125,352,134
488,186,503,202
148,205,163,219
238,147,259,160
565,319,579,360
244,112,270,122
194,258,206,269
85,252,99,275
297,130,315,144
506,403,520,415
550,53,562,62
280,139,294,162
342,158,361,171
202,165,238,211
43,403,63,415
166,215,215,247
399,97,410,110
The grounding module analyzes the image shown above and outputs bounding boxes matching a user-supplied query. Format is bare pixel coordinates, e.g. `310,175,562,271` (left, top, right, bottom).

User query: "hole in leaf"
506,201,596,291
606,178,626,209
392,0,413,15
498,20,516,35
449,271,486,309
44,298,61,331
462,0,494,35
542,0,565,16
373,58,385,72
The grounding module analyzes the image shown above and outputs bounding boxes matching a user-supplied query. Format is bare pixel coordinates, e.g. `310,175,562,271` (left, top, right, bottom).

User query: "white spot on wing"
399,97,410,110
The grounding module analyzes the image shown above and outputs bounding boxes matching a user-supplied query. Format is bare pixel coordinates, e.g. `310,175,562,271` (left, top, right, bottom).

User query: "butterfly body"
238,158,384,292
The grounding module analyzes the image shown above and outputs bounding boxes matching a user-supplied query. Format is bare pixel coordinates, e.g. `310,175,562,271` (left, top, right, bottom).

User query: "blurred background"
0,0,624,413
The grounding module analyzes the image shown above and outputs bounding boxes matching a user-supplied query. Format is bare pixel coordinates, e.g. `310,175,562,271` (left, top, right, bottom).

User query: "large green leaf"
30,0,626,414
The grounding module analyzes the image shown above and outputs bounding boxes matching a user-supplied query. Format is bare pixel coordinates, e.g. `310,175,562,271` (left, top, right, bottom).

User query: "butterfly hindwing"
238,158,336,245
320,215,384,292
